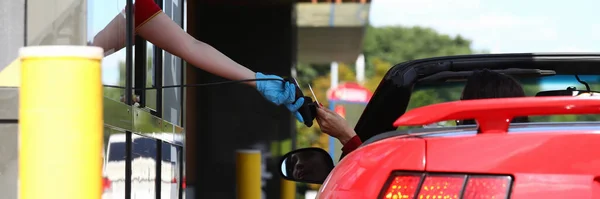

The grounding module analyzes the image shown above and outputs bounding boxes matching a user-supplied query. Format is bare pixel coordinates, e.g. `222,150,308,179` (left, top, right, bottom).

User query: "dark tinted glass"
108,142,126,161
133,137,157,160
161,143,173,162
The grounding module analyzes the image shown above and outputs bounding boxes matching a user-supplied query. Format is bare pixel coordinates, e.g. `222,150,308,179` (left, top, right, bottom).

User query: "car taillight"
102,177,111,192
379,172,512,199
172,176,187,189
418,175,465,198
463,176,511,199
382,175,421,199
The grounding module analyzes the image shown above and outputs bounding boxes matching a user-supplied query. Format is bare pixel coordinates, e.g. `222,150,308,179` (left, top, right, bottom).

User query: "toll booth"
0,0,186,198
0,0,371,198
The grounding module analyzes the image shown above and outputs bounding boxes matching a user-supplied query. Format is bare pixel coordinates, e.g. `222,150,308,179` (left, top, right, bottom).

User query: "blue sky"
88,0,127,85
369,0,600,53
368,0,600,91
95,0,600,85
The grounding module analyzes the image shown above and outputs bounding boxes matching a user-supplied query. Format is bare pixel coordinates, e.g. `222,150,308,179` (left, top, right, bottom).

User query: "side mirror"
279,147,334,184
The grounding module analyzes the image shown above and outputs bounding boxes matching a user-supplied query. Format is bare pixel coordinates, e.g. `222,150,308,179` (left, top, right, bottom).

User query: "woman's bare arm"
91,0,257,87
136,13,257,87
91,12,129,57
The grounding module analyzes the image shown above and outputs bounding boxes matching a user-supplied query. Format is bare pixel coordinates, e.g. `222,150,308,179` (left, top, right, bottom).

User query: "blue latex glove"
256,72,305,123
288,97,305,123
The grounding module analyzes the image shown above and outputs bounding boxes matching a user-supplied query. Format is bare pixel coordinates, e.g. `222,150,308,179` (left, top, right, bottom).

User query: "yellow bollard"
236,150,261,199
19,45,104,199
280,178,296,199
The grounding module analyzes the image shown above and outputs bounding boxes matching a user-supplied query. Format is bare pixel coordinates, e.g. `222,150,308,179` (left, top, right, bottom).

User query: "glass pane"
160,142,182,199
146,41,158,110
103,127,127,199
162,0,183,125
328,103,366,164
86,0,129,103
132,135,157,199
406,75,600,127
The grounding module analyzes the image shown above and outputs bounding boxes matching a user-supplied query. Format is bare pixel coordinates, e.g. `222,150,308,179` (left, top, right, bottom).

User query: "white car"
103,134,183,199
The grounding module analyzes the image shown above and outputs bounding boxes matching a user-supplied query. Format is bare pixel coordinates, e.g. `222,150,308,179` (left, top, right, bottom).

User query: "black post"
156,141,163,199
125,0,134,198
134,36,148,107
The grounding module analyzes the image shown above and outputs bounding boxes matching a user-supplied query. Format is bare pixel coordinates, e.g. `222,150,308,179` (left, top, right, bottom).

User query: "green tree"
362,25,474,77
295,25,483,148
362,26,477,112
104,49,155,103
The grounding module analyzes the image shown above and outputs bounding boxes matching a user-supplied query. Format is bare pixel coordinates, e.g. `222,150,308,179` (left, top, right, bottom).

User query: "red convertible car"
280,53,600,199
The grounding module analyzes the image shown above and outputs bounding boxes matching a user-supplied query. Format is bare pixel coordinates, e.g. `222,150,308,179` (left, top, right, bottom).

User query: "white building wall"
0,0,25,71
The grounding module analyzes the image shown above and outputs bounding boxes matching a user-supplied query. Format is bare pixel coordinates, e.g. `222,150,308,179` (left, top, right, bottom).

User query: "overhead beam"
298,27,365,63
295,2,370,63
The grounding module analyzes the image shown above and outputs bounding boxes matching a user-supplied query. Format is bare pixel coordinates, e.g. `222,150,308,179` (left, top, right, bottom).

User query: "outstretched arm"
136,13,257,87
90,11,128,57
91,0,256,87
90,0,306,123
315,106,363,159
339,135,362,160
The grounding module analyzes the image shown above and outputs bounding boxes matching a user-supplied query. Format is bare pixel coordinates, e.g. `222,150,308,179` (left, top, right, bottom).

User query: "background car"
103,134,184,199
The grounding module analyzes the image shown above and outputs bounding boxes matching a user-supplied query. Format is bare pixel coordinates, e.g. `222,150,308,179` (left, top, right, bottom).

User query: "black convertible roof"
353,53,600,144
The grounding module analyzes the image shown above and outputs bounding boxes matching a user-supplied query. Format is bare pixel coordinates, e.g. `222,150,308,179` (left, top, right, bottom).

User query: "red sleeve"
341,135,362,158
127,0,162,31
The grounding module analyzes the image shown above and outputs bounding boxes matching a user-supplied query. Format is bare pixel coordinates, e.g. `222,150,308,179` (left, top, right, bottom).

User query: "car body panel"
319,131,600,199
426,132,600,198
318,138,426,198
425,132,600,174
510,173,598,198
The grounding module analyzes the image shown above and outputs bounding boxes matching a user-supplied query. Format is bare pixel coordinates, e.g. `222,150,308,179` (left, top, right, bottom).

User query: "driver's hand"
315,106,357,145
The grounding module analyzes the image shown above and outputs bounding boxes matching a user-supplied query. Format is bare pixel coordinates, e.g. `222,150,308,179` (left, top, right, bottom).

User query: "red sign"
334,105,346,118
327,82,373,103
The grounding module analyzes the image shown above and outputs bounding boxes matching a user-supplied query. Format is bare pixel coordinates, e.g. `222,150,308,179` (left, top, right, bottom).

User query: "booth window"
134,0,164,117
135,0,185,122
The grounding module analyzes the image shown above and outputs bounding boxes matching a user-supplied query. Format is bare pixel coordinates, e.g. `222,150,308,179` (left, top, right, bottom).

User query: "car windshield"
108,142,126,162
108,137,176,162
402,74,600,129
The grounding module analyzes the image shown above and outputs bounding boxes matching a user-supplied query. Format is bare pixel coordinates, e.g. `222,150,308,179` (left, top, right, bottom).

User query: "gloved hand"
255,72,305,123
287,97,305,123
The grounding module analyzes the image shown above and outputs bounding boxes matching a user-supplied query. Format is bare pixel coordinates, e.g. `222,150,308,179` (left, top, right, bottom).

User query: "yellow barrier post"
19,45,104,199
236,150,261,199
280,178,296,199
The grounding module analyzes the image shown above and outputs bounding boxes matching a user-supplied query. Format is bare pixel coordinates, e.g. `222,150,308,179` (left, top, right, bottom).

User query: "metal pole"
330,62,339,89
19,45,104,199
280,178,296,199
125,0,133,105
236,150,261,199
356,54,365,85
